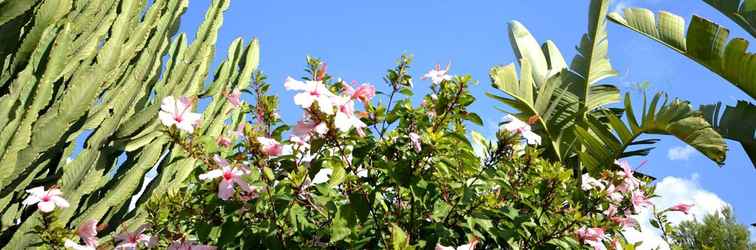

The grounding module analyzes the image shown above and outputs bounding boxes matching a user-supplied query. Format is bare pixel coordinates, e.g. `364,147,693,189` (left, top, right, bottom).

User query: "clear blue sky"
178,0,754,230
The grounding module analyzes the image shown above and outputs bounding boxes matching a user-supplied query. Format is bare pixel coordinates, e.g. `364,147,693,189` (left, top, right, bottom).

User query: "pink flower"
615,160,641,193
285,77,335,114
257,137,283,156
78,219,98,246
235,122,247,139
332,96,367,134
292,116,328,142
352,84,376,102
158,96,202,133
22,186,69,213
631,190,653,211
212,154,229,167
65,219,98,249
501,115,541,145
199,166,252,200
167,240,216,250
225,89,242,107
611,216,638,228
409,132,422,153
577,227,607,250
115,224,156,249
289,115,329,149
216,136,232,147
423,64,453,84
605,184,624,203
668,203,693,215
604,204,618,217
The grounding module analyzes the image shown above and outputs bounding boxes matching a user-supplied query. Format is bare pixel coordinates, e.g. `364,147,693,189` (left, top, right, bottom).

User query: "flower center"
174,114,183,122
41,195,50,202
309,90,320,97
223,171,233,180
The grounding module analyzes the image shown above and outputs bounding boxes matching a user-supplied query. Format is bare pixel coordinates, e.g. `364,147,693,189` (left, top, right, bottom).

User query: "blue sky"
177,0,754,245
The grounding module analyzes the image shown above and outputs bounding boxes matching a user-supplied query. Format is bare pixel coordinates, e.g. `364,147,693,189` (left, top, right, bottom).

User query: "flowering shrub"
25,56,696,249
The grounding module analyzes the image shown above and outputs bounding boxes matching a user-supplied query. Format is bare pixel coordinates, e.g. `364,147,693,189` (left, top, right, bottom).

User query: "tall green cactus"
0,0,259,248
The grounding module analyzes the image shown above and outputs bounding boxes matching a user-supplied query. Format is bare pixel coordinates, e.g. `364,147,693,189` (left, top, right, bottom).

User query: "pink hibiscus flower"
22,186,69,213
284,77,335,114
114,224,156,249
158,96,202,133
257,137,283,156
199,165,253,200
225,89,242,108
668,203,694,215
423,64,453,85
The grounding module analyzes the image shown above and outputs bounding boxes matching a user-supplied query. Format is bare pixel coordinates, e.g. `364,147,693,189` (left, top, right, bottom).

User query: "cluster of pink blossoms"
578,160,695,250
284,76,375,147
157,92,283,201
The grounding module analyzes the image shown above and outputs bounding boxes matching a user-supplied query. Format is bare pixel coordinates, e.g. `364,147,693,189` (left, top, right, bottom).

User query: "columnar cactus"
0,0,258,248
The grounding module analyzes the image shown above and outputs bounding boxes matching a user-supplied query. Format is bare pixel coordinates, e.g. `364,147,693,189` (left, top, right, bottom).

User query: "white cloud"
667,145,696,161
622,175,730,250
612,0,630,13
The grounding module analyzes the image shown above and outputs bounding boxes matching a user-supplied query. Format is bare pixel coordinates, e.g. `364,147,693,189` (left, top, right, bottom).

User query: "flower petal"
199,169,224,180
38,201,56,213
218,180,234,200
52,196,70,208
293,93,316,109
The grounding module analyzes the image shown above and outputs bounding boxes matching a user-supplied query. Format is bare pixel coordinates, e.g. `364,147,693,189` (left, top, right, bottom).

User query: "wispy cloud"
612,0,631,13
667,145,696,161
623,175,730,250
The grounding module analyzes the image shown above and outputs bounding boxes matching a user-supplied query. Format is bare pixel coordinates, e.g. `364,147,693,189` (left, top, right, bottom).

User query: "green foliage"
701,101,756,165
670,207,755,250
703,0,756,38
609,2,756,167
95,57,650,249
578,93,727,171
488,0,727,170
0,0,259,247
608,8,756,99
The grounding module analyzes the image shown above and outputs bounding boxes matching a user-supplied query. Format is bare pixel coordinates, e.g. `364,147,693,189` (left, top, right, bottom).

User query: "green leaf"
700,101,756,166
703,0,756,38
578,92,728,170
390,224,414,250
609,8,756,99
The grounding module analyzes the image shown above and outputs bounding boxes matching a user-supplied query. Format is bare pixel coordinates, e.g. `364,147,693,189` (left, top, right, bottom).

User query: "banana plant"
0,0,260,248
577,93,727,171
608,1,756,166
488,0,728,174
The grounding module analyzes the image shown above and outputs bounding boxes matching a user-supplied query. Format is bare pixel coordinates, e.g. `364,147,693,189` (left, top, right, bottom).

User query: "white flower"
199,166,253,200
285,77,335,114
581,173,606,191
22,186,69,213
158,96,202,133
423,64,453,85
332,96,367,134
